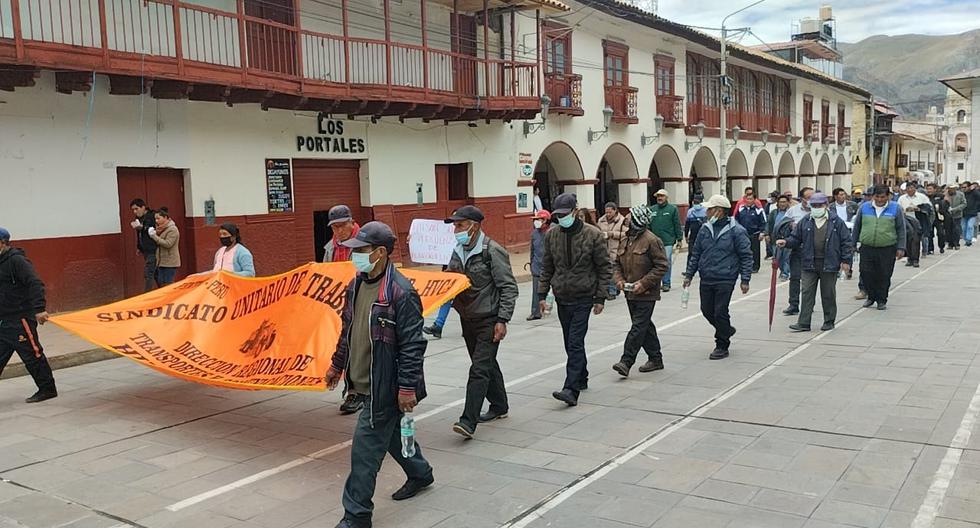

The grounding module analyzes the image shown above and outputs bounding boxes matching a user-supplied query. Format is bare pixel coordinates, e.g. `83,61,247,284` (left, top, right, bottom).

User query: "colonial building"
0,0,869,310
942,86,972,183
892,118,944,184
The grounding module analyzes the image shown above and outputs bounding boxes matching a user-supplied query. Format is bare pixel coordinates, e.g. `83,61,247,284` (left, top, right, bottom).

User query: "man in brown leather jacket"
611,206,669,377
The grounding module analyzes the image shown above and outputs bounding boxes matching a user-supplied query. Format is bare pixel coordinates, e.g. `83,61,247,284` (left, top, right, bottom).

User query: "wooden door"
292,160,368,264
116,168,190,298
451,14,478,96
244,0,297,75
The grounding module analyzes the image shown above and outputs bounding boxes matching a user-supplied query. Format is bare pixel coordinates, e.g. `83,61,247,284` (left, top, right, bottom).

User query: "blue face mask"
455,230,472,246
352,250,377,273
557,214,575,229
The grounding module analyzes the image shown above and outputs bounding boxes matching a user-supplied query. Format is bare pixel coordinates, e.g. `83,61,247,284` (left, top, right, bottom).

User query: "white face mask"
533,220,544,229
811,207,827,219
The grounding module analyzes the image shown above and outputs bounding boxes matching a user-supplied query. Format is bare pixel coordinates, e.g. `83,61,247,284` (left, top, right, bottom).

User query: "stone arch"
778,151,797,196
690,146,719,198
596,143,640,209
649,145,684,204
533,141,585,211
833,154,849,191
726,148,750,199
799,152,816,193
818,153,832,175
834,154,847,174
816,153,834,193
752,150,776,197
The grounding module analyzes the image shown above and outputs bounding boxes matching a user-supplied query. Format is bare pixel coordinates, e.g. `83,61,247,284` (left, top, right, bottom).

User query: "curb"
0,348,118,381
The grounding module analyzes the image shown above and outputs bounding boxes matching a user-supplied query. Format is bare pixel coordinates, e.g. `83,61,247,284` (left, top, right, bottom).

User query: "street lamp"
800,132,814,154
751,129,769,154
686,121,706,151
727,126,742,148
775,133,794,154
588,106,615,144
641,114,666,147
523,94,552,137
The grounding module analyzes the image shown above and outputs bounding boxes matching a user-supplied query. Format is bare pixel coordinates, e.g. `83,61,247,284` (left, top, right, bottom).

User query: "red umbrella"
768,250,780,332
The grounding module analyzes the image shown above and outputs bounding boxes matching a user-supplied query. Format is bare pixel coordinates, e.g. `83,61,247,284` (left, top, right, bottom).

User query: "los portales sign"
295,115,368,156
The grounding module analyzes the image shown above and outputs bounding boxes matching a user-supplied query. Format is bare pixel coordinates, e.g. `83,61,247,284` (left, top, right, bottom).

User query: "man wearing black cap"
538,193,612,407
0,228,58,403
323,204,361,264
325,221,433,528
444,206,518,438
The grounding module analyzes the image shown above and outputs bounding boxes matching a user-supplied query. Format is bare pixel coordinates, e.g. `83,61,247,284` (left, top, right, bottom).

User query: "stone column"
617,182,650,208
560,181,598,210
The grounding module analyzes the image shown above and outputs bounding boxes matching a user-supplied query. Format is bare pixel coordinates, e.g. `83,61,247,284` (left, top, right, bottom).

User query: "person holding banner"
444,206,519,439
325,221,434,528
212,223,255,277
0,228,58,403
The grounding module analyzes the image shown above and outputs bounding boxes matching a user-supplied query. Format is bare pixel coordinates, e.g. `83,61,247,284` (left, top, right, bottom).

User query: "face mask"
352,250,377,273
455,229,472,246
707,215,719,225
557,214,575,229
220,236,234,247
811,207,827,219
533,220,543,229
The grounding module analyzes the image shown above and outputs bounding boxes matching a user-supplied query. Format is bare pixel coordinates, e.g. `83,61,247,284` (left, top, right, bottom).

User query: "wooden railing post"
172,0,184,75
97,0,109,65
236,0,247,82
293,0,302,81
420,0,428,95
10,0,24,59
382,0,391,95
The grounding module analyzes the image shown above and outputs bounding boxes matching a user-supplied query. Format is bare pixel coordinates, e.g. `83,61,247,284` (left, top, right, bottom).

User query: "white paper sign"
409,219,457,265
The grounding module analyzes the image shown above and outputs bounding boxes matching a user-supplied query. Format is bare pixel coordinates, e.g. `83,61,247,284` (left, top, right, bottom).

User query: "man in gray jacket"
538,193,612,407
446,206,519,438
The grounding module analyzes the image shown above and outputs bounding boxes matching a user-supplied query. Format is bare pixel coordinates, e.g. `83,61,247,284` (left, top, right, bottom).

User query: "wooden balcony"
545,72,583,116
606,85,638,125
0,0,542,120
839,126,851,145
804,120,820,142
657,95,684,127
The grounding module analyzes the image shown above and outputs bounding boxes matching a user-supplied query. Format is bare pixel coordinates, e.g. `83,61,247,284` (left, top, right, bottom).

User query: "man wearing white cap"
683,196,753,360
647,189,683,292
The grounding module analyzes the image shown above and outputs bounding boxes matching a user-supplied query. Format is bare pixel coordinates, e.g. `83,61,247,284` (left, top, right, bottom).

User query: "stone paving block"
941,497,980,524
811,499,888,527
712,463,836,496
784,445,857,480
594,496,672,527
690,479,759,505
650,507,731,528
933,517,980,527
634,455,722,494
830,481,900,509
0,492,91,527
749,488,821,517
843,451,917,490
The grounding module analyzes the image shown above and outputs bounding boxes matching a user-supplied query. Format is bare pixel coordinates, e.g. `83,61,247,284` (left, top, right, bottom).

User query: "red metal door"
116,168,190,298
292,160,369,265
451,14,478,96
244,0,297,76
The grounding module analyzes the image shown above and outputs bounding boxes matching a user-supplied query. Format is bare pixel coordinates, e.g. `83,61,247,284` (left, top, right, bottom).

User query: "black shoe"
452,421,475,439
638,360,664,373
552,389,578,407
846,271,853,280
606,295,618,301
339,393,365,415
821,322,835,331
661,285,671,293
709,348,729,360
576,380,588,391
862,299,875,308
422,325,443,339
25,390,57,404
783,308,799,316
877,302,887,311
955,246,961,251
526,314,542,321
940,248,946,254
478,410,508,423
612,362,630,378
913,262,920,268
789,324,811,332
391,475,434,501
335,518,371,528
729,327,737,339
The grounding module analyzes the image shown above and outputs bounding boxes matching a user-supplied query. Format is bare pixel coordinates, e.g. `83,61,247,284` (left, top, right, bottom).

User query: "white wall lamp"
641,115,666,148
775,134,794,154
587,107,615,144
799,133,814,154
523,94,552,137
726,126,742,148
685,121,707,151
750,129,770,154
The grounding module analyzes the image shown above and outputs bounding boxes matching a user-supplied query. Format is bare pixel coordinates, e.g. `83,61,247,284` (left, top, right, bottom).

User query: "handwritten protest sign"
408,219,457,265
51,263,469,391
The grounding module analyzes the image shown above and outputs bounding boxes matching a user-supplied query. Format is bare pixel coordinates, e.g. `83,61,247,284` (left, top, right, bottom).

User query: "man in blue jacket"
777,193,853,332
326,222,433,528
683,195,753,360
733,186,767,273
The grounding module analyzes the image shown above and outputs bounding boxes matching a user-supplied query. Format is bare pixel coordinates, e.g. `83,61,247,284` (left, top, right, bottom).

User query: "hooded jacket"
0,248,46,321
685,205,708,245
446,232,518,323
782,215,854,273
684,218,753,285
538,218,612,305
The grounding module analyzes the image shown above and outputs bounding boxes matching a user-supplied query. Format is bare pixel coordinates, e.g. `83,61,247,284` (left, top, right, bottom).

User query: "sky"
656,0,980,44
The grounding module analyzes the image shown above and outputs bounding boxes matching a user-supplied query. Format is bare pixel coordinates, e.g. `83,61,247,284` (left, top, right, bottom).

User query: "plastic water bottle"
681,286,690,310
400,414,416,458
545,293,554,315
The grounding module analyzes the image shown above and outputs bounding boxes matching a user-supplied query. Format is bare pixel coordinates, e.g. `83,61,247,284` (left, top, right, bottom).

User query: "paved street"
2,248,980,528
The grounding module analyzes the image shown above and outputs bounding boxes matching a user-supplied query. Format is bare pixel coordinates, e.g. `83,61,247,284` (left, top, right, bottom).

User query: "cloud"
656,0,980,43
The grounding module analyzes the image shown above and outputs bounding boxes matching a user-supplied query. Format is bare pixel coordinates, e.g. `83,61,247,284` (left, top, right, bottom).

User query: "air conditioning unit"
800,18,821,34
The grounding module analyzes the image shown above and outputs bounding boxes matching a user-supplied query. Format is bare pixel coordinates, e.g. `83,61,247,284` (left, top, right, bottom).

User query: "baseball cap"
704,195,732,209
809,192,829,205
0,227,9,242
444,205,485,223
340,221,396,251
327,205,353,226
552,193,578,215
654,189,669,197
534,210,552,220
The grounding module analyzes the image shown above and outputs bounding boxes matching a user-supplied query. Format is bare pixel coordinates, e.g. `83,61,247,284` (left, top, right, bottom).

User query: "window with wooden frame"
803,95,815,138
604,41,628,89
742,71,757,115
821,99,831,141
654,54,674,97
760,76,774,127
837,103,846,144
447,164,469,200
543,23,571,76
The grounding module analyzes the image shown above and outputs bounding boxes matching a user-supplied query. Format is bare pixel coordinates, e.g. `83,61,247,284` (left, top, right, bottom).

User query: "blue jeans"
557,302,591,397
774,248,791,278
156,267,177,286
962,216,977,245
433,302,451,328
531,275,542,317
663,245,674,287
342,401,433,522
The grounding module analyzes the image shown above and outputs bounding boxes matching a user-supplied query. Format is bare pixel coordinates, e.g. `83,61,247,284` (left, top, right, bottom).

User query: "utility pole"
869,95,876,186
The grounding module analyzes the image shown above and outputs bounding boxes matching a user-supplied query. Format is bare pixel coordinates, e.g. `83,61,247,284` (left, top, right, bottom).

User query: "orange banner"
51,263,469,391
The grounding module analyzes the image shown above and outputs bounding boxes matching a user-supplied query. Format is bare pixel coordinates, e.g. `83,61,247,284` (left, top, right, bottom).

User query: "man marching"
851,185,906,310
445,206,519,439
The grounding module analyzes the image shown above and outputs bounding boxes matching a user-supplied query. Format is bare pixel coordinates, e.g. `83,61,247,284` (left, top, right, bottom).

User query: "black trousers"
799,270,838,327
557,303,591,397
787,249,802,310
459,317,509,429
750,236,762,272
935,219,947,250
859,245,897,304
947,219,962,249
0,318,56,393
620,300,661,368
906,233,921,264
699,283,735,350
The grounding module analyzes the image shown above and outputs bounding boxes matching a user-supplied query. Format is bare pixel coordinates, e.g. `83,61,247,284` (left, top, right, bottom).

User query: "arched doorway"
533,141,584,212
596,143,639,209
817,153,833,193
691,147,719,199
725,148,750,200
833,154,848,191
799,152,816,194
753,150,776,197
649,145,683,204
778,151,797,195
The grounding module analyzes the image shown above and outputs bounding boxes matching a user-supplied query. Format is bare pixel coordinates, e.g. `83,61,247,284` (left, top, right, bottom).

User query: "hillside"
841,29,980,117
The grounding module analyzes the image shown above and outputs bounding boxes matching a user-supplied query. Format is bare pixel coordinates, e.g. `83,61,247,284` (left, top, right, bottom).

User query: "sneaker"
478,410,508,423
335,517,371,528
25,390,57,404
552,389,578,407
422,325,442,339
526,315,542,321
637,360,664,373
820,322,835,331
612,362,630,377
661,285,671,293
391,475,434,501
905,261,913,267
709,348,729,360
855,291,868,300
862,299,876,308
452,422,475,439
789,324,811,332
877,302,888,311
782,307,800,316
913,262,920,268
339,393,365,415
